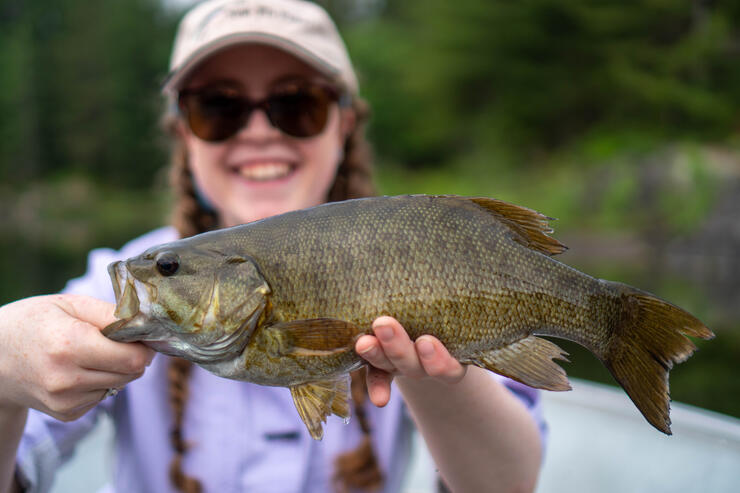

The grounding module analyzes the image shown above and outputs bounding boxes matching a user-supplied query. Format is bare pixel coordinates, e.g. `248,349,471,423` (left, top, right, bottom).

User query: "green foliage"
0,0,178,188
344,0,740,166
377,143,722,238
656,148,719,233
0,175,170,300
0,0,179,298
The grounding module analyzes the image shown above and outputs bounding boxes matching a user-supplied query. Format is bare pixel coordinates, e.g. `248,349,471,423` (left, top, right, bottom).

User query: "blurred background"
1,0,738,437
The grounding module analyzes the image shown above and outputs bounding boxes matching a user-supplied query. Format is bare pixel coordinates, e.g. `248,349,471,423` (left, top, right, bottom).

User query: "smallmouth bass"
103,195,713,439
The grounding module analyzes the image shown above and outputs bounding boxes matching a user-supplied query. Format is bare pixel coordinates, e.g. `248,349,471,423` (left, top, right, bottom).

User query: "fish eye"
155,252,180,277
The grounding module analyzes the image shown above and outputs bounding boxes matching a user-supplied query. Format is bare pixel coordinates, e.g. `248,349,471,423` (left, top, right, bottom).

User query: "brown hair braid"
163,97,383,492
332,367,384,492
167,357,202,493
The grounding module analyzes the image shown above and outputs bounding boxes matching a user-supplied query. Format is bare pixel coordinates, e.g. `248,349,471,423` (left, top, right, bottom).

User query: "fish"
103,195,714,439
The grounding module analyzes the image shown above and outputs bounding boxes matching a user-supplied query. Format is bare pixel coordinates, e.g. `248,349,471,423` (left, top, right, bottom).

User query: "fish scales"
230,196,605,355
104,195,713,439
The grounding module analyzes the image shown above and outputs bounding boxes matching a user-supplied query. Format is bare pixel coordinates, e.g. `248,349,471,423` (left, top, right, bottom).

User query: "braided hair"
163,97,383,492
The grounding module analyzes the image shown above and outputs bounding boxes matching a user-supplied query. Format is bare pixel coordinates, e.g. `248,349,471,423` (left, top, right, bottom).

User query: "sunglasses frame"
177,79,346,142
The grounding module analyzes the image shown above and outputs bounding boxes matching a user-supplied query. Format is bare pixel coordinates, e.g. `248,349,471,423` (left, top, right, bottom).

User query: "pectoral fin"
469,336,572,391
290,376,352,440
265,318,365,357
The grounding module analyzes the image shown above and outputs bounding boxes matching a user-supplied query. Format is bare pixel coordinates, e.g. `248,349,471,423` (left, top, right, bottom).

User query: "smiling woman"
1,1,545,493
176,44,356,228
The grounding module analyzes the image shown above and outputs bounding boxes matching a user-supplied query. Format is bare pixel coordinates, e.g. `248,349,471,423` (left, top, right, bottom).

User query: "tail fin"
601,282,714,435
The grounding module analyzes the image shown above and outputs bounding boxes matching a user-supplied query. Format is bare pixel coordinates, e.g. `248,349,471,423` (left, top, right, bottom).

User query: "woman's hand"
0,294,154,421
356,315,542,492
355,316,466,406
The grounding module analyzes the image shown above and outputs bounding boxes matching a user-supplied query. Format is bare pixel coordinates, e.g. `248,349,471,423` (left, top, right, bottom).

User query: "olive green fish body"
224,196,618,371
220,198,571,336
104,195,713,439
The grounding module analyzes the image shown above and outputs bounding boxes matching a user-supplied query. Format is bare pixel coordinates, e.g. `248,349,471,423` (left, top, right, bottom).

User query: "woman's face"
179,44,353,227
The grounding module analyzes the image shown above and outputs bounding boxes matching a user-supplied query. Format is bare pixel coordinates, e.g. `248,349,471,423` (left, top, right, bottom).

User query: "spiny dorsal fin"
290,375,351,440
468,197,567,256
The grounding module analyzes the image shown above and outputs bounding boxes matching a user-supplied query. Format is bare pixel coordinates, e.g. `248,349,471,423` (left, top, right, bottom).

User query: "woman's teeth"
238,162,293,181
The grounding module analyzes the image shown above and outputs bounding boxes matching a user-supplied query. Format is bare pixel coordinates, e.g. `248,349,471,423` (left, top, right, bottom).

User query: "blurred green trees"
0,0,178,299
341,0,740,166
0,0,177,187
2,0,738,190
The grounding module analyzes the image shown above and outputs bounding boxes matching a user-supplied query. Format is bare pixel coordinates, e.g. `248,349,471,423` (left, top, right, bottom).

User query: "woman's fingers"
356,316,468,391
43,315,153,375
356,335,395,373
77,334,154,375
415,335,467,384
366,366,393,407
370,317,426,378
41,387,115,422
40,366,142,402
53,294,155,375
78,367,147,392
0,294,155,423
34,366,140,421
54,294,117,331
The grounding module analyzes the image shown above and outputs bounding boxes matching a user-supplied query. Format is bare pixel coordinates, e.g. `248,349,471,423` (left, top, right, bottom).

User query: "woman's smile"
234,161,296,182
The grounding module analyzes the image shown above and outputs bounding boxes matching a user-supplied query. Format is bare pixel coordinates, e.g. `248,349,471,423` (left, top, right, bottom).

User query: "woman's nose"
236,107,282,140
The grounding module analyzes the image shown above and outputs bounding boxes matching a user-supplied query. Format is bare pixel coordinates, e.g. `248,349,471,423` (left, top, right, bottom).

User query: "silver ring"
104,388,119,398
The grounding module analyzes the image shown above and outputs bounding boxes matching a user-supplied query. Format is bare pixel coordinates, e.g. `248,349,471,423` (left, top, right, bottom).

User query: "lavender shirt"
16,227,546,493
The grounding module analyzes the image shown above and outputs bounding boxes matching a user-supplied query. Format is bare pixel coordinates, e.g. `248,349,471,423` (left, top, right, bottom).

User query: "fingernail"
417,339,435,358
374,325,393,343
358,343,376,356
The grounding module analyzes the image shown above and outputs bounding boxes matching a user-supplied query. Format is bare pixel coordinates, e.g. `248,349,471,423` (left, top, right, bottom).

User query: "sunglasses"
178,81,342,142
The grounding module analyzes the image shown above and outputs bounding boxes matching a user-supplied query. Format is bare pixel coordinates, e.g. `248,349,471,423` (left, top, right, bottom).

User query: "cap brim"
161,32,343,94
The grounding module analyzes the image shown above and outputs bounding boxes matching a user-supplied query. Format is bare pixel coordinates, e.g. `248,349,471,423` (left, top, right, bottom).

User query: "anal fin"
470,336,572,391
290,375,351,440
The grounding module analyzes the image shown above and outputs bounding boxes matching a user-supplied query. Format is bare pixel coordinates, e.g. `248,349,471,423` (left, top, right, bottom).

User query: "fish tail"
600,281,714,434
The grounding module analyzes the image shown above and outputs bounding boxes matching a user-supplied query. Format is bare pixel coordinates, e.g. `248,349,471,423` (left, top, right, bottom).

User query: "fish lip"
108,259,160,319
108,261,123,303
103,314,187,359
103,314,157,342
108,261,140,320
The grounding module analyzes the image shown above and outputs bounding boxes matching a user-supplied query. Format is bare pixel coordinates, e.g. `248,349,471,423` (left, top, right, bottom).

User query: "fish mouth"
103,260,266,363
109,261,138,320
104,260,161,343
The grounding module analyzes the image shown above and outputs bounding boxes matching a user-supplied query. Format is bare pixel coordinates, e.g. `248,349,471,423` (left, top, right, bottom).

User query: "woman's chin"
217,171,333,226
223,197,310,227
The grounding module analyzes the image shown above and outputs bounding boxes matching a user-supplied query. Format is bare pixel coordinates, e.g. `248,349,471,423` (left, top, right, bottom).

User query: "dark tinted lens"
179,89,249,142
266,86,332,138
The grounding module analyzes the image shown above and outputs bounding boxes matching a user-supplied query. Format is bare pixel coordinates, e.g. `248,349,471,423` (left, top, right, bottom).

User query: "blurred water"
51,416,112,493
401,379,740,493
53,378,740,492
535,380,740,493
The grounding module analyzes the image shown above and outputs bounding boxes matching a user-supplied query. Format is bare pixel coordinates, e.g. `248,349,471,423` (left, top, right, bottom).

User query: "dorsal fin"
468,197,567,256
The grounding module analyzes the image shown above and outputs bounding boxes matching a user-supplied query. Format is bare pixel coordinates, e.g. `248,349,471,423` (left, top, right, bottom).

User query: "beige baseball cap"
162,0,358,95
